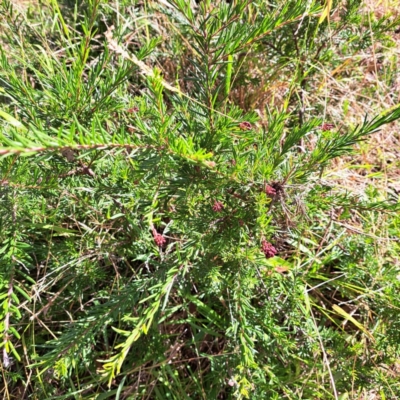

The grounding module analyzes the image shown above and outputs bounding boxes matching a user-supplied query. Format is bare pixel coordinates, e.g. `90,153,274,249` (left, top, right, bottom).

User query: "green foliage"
0,0,400,398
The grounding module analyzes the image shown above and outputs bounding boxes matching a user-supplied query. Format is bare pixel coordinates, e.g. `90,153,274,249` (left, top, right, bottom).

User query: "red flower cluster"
152,229,166,247
318,123,334,131
212,200,224,212
261,240,277,259
239,121,252,130
265,185,277,196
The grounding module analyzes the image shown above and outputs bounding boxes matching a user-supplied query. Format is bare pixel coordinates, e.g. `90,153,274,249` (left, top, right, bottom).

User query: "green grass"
0,0,400,399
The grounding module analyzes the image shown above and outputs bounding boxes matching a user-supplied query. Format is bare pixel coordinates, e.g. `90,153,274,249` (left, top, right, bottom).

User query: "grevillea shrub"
1,0,400,398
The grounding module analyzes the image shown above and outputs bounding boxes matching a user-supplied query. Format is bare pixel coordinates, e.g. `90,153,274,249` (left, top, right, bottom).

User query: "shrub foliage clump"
0,0,400,398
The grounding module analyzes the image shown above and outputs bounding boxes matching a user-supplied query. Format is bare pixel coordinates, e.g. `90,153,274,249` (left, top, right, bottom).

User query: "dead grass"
318,0,400,198
10,0,37,11
328,5,400,397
